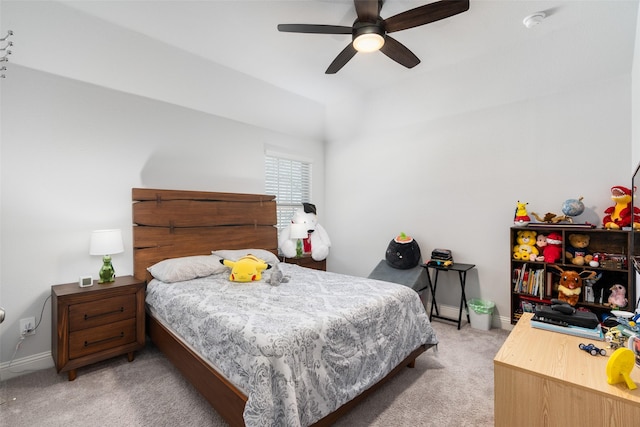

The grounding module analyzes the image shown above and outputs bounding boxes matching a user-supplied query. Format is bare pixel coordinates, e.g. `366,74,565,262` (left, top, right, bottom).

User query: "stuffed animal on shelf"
582,272,602,303
513,201,531,226
603,186,640,229
533,234,547,261
531,211,573,224
542,232,563,263
513,230,539,261
220,255,271,282
607,284,628,309
278,203,331,261
565,234,593,266
552,265,597,306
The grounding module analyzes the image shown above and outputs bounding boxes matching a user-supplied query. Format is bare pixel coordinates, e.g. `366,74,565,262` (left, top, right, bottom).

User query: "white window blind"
265,154,312,231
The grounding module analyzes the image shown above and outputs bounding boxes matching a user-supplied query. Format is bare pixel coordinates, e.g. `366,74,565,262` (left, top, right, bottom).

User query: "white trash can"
468,298,495,330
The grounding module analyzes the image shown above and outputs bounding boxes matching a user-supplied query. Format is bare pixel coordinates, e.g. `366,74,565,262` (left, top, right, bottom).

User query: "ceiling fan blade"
380,35,420,68
326,43,358,74
384,0,469,33
354,0,381,22
277,24,352,34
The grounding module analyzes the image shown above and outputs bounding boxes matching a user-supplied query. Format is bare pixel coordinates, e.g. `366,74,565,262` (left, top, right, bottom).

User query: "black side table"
422,262,476,329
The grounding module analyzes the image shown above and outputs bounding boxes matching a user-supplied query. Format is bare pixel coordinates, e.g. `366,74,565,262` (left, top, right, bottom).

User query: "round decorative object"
562,197,585,217
606,347,637,389
386,233,421,269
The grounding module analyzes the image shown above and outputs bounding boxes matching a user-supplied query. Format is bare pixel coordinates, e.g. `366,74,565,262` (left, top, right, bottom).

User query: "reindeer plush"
552,265,597,306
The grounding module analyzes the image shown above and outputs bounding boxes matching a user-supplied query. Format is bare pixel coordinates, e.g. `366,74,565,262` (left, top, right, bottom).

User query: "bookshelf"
510,226,634,324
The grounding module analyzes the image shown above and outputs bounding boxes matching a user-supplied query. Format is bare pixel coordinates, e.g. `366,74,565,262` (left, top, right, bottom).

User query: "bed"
132,188,437,426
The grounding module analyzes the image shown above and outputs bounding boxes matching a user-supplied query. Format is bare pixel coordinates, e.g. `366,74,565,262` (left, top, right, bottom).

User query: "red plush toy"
543,232,562,263
603,186,640,229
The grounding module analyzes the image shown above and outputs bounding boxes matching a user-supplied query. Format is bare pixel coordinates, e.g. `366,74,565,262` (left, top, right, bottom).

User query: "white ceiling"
52,0,638,107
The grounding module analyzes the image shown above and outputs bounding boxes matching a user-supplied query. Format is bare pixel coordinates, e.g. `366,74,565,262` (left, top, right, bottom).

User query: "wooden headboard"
132,188,278,282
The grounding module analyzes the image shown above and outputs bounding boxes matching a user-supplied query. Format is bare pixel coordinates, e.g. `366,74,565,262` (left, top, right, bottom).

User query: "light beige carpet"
1,320,508,427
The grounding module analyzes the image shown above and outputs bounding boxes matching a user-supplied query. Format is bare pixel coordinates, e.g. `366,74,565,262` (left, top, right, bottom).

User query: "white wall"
634,1,640,166
0,65,324,373
0,0,325,142
325,67,631,328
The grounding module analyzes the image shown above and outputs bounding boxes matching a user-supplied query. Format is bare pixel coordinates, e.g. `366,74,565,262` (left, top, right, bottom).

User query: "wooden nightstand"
51,275,145,381
282,255,326,271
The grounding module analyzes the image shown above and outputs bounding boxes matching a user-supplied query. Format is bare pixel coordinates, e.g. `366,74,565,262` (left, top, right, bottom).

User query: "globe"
562,197,585,217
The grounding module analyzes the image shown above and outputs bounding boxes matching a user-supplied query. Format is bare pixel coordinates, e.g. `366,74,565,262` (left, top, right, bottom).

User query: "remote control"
551,304,576,315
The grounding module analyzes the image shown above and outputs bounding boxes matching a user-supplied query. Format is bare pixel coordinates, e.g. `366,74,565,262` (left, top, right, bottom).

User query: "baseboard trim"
419,296,512,331
0,350,54,381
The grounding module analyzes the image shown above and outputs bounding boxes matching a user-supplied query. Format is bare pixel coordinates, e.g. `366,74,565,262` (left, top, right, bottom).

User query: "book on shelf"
530,317,604,340
512,264,545,298
546,270,554,297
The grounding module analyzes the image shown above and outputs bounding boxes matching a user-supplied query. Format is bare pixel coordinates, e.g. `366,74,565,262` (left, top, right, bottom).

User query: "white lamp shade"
289,224,308,240
90,229,124,256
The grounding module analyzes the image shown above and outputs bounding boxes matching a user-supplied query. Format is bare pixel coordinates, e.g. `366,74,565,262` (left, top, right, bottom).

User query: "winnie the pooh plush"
513,230,539,261
278,203,331,261
565,234,593,266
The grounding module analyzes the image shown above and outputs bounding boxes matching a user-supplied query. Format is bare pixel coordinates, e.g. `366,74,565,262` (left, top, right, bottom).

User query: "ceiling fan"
277,0,470,74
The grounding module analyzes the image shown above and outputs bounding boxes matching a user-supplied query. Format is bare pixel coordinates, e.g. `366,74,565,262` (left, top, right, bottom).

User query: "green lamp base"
296,239,303,258
98,255,116,283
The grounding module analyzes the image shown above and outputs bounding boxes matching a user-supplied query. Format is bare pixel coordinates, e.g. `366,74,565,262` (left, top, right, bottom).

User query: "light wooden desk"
494,313,640,426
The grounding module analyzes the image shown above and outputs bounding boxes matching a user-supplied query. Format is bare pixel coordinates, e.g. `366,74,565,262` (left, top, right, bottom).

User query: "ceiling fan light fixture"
353,33,385,52
352,24,385,53
279,0,470,73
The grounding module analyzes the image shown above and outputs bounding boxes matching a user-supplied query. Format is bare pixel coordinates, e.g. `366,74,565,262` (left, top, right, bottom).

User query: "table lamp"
90,229,124,283
289,224,308,258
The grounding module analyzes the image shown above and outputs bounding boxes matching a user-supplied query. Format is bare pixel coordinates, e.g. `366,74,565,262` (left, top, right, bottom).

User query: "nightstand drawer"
69,318,136,359
69,294,136,332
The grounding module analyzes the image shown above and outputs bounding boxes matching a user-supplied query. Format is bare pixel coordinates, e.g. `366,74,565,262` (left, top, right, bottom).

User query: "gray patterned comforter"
146,263,437,426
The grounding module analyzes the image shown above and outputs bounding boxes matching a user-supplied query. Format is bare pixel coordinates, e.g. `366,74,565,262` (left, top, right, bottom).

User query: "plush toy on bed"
278,203,331,261
220,255,271,282
266,262,289,286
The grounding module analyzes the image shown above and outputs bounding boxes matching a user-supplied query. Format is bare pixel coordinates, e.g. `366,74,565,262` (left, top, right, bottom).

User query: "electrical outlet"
19,317,35,336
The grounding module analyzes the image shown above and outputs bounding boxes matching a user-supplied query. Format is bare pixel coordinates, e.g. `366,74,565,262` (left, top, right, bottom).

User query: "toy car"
579,343,607,356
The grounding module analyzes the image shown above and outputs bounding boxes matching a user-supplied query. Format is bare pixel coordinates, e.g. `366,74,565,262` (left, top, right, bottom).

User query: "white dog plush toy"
278,203,331,261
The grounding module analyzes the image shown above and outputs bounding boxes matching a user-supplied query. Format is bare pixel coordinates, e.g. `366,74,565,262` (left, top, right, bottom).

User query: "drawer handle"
84,307,125,321
84,332,125,347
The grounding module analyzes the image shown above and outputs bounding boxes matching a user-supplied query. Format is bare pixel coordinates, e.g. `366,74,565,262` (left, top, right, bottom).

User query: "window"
265,153,312,231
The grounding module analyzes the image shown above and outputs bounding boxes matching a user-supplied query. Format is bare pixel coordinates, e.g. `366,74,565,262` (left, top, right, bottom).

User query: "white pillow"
212,249,280,265
147,255,226,283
